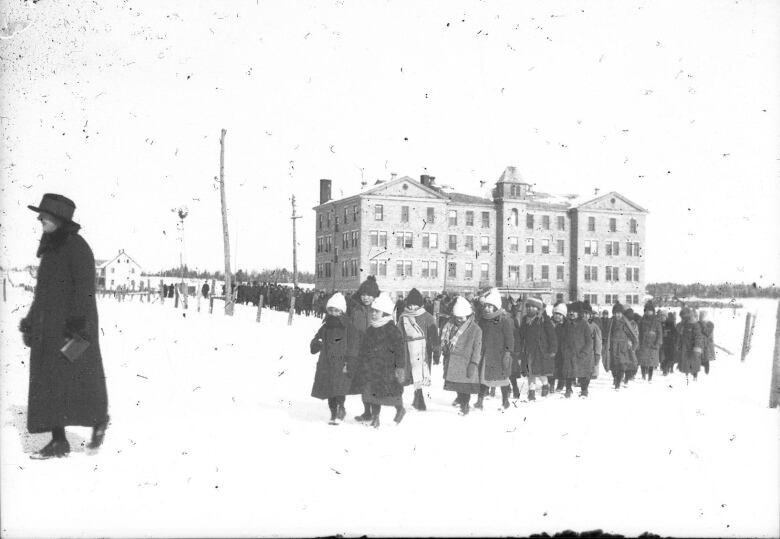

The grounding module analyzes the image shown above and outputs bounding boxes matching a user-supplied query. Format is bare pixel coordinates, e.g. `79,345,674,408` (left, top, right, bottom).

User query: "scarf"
481,309,502,321
370,315,394,328
36,224,80,257
401,306,427,318
401,311,430,388
441,316,473,356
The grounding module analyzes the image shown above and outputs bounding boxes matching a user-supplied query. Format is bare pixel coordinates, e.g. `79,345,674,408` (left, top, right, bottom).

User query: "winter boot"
370,415,381,428
337,404,346,421
459,402,470,416
474,396,484,410
87,416,110,450
541,385,549,397
511,377,521,399
556,379,565,392
452,397,461,407
394,406,406,425
355,402,372,422
528,389,536,401
564,388,573,398
417,392,427,412
31,428,70,460
370,404,381,428
501,388,510,409
489,387,496,398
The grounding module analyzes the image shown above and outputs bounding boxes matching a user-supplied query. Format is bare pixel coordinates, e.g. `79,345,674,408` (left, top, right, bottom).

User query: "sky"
1,0,778,285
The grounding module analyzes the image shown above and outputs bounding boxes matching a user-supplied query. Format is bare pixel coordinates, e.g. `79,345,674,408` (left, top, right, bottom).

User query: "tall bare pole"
219,128,234,316
288,195,301,325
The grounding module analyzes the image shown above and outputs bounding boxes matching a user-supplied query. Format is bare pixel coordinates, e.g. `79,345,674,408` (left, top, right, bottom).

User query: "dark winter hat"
525,296,544,310
644,301,656,313
582,301,594,314
624,308,635,318
28,193,80,227
405,288,423,307
612,303,624,314
569,301,583,314
357,275,380,298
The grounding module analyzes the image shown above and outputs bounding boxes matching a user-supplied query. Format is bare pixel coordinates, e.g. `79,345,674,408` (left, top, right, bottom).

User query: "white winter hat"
452,296,473,317
484,289,502,310
371,292,395,316
553,303,568,317
326,292,347,313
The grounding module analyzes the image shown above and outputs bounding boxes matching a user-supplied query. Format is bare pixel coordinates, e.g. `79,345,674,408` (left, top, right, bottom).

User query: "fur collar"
36,224,79,257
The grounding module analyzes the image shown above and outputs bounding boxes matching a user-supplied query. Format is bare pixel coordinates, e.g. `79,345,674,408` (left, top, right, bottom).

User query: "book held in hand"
60,334,90,362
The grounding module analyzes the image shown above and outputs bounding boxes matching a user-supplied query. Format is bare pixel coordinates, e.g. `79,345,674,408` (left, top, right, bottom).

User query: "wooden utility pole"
288,195,301,326
219,128,234,316
769,301,780,408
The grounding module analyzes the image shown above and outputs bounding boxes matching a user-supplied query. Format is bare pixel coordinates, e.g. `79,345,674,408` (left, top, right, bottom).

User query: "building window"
605,294,614,305
466,211,474,226
110,279,114,286
405,260,412,277
584,240,598,256
465,235,474,251
634,268,639,281
448,262,457,278
511,208,519,227
370,260,378,275
370,260,387,276
430,233,438,249
353,205,358,222
630,218,637,233
626,295,634,305
606,266,620,282
465,263,474,280
481,236,490,252
427,207,435,223
423,232,438,249
626,242,641,257
508,265,520,282
325,263,331,278
481,212,490,228
378,260,387,276
448,234,458,251
626,267,633,281
526,264,534,281
111,267,115,274
585,266,591,282
557,216,565,231
421,261,430,278
370,231,378,247
541,239,550,254
556,239,564,255
342,233,348,250
401,206,409,223
525,238,534,254
318,214,323,230
405,232,413,248
588,216,595,232
341,260,348,277
374,205,383,221
344,207,348,223
542,215,550,230
606,241,620,256
352,231,359,248
396,260,413,277
430,261,438,279
448,210,457,226
556,265,564,281
526,213,534,229
509,237,519,252
609,218,617,232
584,266,598,282
541,265,549,280
480,263,489,281
379,231,387,248
633,294,639,304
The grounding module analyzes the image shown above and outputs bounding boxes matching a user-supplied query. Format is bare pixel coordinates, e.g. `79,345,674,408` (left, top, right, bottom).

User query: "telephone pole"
219,128,234,316
288,195,301,325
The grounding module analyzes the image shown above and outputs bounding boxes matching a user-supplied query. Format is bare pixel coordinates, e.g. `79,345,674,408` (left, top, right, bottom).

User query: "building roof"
95,259,109,268
497,166,527,184
575,190,649,213
446,191,494,206
97,249,143,269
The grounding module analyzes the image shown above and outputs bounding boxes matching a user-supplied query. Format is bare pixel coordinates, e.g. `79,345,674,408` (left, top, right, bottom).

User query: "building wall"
100,253,143,290
314,196,362,291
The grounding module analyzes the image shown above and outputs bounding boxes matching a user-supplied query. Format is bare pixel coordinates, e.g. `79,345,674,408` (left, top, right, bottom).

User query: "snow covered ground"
1,285,778,538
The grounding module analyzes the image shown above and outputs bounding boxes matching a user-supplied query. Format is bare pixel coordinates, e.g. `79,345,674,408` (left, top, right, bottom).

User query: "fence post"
174,285,179,308
769,302,780,408
741,312,753,361
2,278,6,302
256,294,264,323
209,295,214,314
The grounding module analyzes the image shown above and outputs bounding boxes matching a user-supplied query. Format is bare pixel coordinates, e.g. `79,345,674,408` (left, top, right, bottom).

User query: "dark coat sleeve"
543,318,558,357
310,325,325,354
64,236,98,337
425,314,439,361
502,316,515,354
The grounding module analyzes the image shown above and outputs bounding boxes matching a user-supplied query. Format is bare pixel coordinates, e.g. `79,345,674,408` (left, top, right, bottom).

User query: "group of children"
308,276,716,426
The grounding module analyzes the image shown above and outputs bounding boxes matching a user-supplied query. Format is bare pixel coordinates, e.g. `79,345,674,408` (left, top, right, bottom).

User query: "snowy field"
0,285,778,538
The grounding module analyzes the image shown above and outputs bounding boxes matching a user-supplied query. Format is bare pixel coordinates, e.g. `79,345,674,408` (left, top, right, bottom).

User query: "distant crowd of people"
308,276,717,427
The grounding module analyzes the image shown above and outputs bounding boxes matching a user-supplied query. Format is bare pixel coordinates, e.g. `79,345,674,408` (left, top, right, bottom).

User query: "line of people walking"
308,277,717,427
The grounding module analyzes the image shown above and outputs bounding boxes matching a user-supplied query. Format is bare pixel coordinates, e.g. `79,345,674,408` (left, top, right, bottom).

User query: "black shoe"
579,390,588,397
370,415,380,428
417,397,427,412
564,389,572,398
528,389,536,401
354,412,372,422
31,438,70,460
88,416,109,450
474,398,484,410
337,405,346,421
489,387,496,397
394,407,406,424
541,385,549,397
452,398,461,407
459,403,470,416
502,396,510,409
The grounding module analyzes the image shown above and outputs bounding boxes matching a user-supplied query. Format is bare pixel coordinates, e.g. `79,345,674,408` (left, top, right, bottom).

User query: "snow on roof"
528,191,582,208
497,166,526,184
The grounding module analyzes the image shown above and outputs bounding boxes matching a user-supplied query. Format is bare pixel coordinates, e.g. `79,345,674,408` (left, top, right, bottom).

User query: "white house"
96,249,144,291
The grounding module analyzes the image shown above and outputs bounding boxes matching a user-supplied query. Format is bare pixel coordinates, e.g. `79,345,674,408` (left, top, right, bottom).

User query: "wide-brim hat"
28,193,80,227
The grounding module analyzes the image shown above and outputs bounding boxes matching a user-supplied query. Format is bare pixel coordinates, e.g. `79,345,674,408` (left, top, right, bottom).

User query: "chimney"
319,179,332,204
420,174,436,187
594,187,600,196
390,172,397,181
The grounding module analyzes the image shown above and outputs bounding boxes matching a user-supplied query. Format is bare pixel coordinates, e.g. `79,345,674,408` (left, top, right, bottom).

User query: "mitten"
310,337,323,355
502,351,512,373
466,362,477,379
19,318,32,334
394,367,405,384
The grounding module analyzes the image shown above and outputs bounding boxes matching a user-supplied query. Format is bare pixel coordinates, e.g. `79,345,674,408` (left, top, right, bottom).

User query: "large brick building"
313,167,647,307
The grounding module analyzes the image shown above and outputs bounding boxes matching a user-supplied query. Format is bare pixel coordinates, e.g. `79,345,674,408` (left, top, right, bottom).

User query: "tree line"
646,282,780,299
148,266,315,284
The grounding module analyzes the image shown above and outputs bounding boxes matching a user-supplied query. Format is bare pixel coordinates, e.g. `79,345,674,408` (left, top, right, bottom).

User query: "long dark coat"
677,320,704,374
559,318,594,379
478,311,514,387
309,315,359,399
21,227,108,433
662,316,678,366
603,316,638,372
346,296,374,395
516,313,557,377
359,321,405,405
637,315,663,367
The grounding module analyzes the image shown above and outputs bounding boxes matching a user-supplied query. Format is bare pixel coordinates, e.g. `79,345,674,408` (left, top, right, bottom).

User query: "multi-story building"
313,167,647,306
95,249,144,291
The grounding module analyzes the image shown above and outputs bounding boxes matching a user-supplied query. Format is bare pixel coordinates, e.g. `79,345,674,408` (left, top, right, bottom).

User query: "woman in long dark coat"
19,194,109,459
661,311,678,375
476,290,514,410
441,296,482,415
559,302,594,398
309,293,358,424
637,301,663,381
517,297,557,400
677,307,704,381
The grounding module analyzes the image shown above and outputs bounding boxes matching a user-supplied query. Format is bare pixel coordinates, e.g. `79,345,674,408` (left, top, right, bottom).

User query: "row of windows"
587,216,639,234
340,259,360,277
375,205,493,228
506,264,565,282
583,241,641,257
521,213,566,231
316,235,333,253
318,205,360,230
583,294,641,306
583,266,641,282
340,231,360,250
366,260,490,281
108,267,136,274
316,263,333,278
